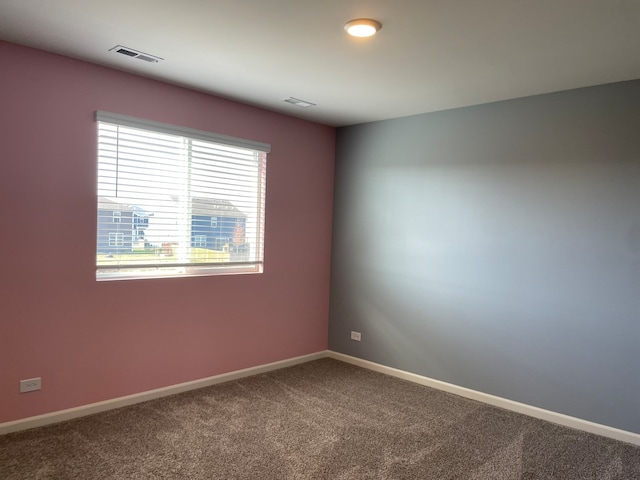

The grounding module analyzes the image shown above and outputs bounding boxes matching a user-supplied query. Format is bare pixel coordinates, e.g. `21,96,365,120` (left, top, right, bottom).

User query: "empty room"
1,1,639,478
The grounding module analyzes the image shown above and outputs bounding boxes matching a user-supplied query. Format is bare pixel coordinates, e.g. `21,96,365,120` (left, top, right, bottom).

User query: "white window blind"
96,111,269,280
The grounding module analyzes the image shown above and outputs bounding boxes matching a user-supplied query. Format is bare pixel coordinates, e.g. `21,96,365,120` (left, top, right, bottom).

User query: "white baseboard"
327,351,640,446
0,351,327,436
4,349,639,447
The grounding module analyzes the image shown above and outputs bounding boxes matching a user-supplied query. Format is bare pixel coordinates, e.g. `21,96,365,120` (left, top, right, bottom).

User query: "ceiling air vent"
109,45,163,63
283,97,316,108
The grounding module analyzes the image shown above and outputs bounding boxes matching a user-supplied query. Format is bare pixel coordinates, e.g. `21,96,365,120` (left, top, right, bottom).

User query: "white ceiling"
1,0,639,126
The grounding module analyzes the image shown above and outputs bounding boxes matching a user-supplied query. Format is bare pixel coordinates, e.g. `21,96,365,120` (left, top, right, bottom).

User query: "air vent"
283,97,316,108
136,55,159,63
109,45,163,63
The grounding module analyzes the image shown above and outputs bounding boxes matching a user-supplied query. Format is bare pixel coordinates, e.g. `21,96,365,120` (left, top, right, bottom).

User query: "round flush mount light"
344,18,382,37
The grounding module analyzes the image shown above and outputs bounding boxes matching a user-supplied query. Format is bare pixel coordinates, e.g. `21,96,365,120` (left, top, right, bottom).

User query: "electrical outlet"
20,377,41,393
350,331,362,341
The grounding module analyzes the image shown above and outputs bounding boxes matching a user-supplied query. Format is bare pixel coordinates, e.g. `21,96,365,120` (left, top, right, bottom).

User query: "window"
109,232,124,247
194,235,207,247
112,211,121,223
96,111,269,280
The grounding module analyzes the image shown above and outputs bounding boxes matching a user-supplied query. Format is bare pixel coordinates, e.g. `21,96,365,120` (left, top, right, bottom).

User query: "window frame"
95,111,270,281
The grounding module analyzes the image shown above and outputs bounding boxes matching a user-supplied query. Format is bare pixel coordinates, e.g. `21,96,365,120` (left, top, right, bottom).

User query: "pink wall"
0,42,335,423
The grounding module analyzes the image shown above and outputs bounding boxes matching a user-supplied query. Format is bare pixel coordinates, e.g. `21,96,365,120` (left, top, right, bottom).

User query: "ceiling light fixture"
344,18,382,38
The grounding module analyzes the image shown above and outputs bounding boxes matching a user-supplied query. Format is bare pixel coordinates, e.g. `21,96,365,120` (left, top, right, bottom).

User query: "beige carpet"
1,358,639,479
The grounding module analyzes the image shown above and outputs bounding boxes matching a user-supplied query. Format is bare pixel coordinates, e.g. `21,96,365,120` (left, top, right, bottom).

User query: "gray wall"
329,80,640,434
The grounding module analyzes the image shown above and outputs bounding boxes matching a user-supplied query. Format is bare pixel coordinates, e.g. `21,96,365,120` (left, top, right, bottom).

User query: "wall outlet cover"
20,377,42,393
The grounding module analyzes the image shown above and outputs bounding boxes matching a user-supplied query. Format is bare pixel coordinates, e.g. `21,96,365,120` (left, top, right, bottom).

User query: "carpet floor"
1,358,639,479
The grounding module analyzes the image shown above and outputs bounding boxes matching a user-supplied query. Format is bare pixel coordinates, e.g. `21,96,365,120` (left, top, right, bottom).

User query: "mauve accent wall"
0,42,334,423
329,80,640,434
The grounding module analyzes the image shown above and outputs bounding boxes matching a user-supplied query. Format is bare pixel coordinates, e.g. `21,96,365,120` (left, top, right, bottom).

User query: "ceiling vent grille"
283,97,316,108
109,45,163,63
